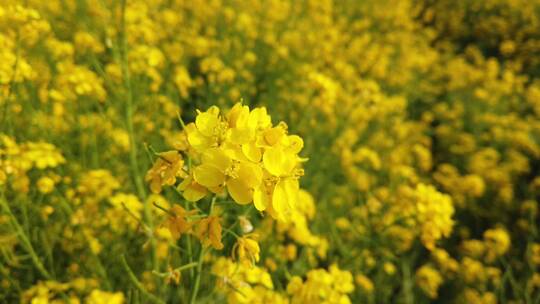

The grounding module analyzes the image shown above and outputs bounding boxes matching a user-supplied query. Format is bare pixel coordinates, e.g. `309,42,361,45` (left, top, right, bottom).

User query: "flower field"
1,0,540,303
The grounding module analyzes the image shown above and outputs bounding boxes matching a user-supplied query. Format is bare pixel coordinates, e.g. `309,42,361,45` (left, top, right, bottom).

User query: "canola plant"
1,0,540,303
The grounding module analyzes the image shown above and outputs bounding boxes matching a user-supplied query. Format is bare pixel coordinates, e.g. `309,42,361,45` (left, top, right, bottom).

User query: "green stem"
118,0,157,272
183,200,195,280
189,197,217,304
401,257,414,304
152,262,198,278
174,262,198,272
0,196,50,279
189,248,206,304
119,0,146,201
121,255,165,304
223,226,240,239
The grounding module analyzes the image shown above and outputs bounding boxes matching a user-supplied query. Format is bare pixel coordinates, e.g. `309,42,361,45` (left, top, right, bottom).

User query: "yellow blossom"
86,289,124,304
416,265,443,299
233,234,260,265
194,215,224,250
37,176,55,194
145,151,185,193
166,205,196,240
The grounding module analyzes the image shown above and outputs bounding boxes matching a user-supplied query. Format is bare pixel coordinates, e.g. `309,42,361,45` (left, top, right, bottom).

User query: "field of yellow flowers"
2,0,540,303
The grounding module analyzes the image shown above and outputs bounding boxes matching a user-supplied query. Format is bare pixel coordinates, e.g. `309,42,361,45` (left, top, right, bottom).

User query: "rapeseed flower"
194,215,224,250
233,234,260,265
145,151,185,194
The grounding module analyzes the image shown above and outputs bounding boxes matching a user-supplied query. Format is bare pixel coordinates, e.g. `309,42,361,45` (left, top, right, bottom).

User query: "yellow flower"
185,106,223,151
531,244,540,266
109,193,142,215
460,257,486,284
177,103,307,221
37,176,55,194
432,248,458,275
330,264,354,293
166,205,196,240
174,66,193,98
233,235,260,265
414,183,454,250
483,227,510,262
194,215,224,250
288,265,354,303
24,142,65,169
0,169,6,186
461,240,485,258
415,265,443,299
86,289,124,304
78,170,120,203
211,257,278,303
355,274,374,294
108,193,143,230
383,262,397,276
74,31,104,54
254,178,294,217
164,265,181,285
145,151,185,193
177,174,208,202
193,147,262,204
335,217,351,230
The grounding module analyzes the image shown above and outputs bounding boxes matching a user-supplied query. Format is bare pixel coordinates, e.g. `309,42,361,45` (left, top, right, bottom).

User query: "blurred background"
1,0,540,303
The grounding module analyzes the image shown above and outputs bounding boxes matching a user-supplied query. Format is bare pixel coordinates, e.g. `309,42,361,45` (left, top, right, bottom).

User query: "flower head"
145,151,185,193
233,234,260,266
180,103,307,222
194,215,224,250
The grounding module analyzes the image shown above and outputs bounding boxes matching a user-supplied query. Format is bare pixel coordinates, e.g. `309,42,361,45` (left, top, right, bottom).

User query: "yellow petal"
235,106,250,129
193,164,225,188
283,178,299,209
222,143,247,162
202,148,231,171
263,147,295,176
272,180,289,214
263,146,285,176
286,135,304,154
248,107,271,130
186,123,212,150
227,179,252,204
209,217,224,250
177,176,192,191
263,126,285,146
208,184,225,194
242,142,262,162
229,127,252,144
183,183,208,202
227,103,249,127
237,162,262,188
207,105,220,115
195,111,219,136
253,187,269,211
150,180,162,194
226,103,243,125
298,189,315,219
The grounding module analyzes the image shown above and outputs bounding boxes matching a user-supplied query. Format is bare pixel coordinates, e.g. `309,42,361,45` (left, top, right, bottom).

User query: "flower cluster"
287,265,355,304
21,278,124,304
187,103,305,221
412,183,455,250
212,257,286,304
147,103,307,222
